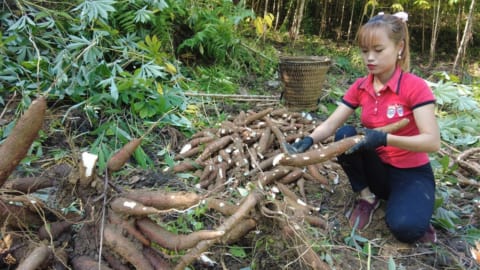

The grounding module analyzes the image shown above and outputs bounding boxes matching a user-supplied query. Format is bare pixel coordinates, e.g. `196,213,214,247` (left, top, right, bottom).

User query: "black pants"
335,125,436,243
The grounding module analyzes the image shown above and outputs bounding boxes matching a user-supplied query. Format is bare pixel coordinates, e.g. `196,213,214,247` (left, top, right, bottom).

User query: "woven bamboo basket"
279,56,330,111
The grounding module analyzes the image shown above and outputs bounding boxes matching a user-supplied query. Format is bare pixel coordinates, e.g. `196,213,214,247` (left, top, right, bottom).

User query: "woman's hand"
284,136,314,154
347,129,387,154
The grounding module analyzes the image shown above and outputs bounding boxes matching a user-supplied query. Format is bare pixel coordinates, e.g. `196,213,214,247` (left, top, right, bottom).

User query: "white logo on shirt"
387,104,404,118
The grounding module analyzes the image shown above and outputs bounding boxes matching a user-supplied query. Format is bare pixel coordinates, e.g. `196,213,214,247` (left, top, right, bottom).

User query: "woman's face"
360,29,402,79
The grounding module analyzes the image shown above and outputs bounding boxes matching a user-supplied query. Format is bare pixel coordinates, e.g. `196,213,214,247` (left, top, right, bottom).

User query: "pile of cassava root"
0,96,413,270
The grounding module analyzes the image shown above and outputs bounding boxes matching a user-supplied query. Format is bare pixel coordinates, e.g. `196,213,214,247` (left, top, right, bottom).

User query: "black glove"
284,136,314,154
347,128,387,154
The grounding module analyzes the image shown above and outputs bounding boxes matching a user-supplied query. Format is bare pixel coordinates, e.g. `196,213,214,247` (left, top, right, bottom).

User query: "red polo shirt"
342,67,436,168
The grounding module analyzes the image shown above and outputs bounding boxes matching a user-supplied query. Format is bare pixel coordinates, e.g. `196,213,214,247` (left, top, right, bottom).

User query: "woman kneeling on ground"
286,11,440,244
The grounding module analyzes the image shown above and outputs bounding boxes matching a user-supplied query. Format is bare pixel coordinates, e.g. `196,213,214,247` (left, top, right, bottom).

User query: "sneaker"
348,197,380,230
418,224,437,244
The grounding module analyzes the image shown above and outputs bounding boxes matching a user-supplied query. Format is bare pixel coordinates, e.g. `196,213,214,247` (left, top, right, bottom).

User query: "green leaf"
229,246,247,258
134,6,153,23
388,256,396,270
73,0,117,23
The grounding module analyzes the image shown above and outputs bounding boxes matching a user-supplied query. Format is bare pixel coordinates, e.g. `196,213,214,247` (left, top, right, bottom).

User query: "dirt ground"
0,95,479,270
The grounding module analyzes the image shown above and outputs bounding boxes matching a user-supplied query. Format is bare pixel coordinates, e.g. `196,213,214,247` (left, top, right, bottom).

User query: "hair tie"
393,11,408,22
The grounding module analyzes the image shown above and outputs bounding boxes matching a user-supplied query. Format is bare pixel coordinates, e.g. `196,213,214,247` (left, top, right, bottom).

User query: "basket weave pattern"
279,56,330,111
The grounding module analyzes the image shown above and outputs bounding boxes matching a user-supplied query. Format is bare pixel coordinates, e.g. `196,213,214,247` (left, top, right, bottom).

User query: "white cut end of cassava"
297,199,307,206
200,254,217,266
272,154,284,166
302,156,310,160
332,172,339,185
195,183,201,189
123,200,137,209
219,202,225,207
81,152,98,177
271,186,279,193
180,143,192,154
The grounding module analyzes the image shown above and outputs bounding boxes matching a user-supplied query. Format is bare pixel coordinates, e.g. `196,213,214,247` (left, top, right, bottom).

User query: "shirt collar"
358,67,403,94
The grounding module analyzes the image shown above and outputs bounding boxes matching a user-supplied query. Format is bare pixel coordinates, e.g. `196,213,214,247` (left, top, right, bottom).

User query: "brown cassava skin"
0,202,43,228
281,225,330,270
108,211,150,246
279,118,410,167
174,191,263,270
0,96,47,186
3,177,54,194
71,255,114,270
103,224,154,270
123,190,201,210
38,220,72,240
195,135,233,162
220,218,256,244
306,164,329,185
107,138,142,172
142,246,172,270
243,107,273,126
16,245,52,270
136,218,224,250
110,197,160,216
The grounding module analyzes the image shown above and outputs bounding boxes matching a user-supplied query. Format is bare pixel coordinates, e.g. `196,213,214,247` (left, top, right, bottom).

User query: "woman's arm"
387,103,440,152
309,103,354,143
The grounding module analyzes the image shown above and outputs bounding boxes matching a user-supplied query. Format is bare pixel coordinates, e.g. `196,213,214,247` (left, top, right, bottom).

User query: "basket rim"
279,55,330,64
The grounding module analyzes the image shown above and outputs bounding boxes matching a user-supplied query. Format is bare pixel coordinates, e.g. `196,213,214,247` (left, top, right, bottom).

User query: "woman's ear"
398,40,405,54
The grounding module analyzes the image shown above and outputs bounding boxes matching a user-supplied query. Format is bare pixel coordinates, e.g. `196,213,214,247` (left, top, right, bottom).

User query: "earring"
397,53,402,60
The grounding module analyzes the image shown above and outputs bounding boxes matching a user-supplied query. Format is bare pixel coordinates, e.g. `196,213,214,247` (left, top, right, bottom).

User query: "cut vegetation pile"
0,101,479,270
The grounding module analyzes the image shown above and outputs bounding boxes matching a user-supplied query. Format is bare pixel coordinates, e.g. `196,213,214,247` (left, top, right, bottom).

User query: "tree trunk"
453,0,475,73
319,0,328,38
263,0,269,17
281,0,295,32
289,0,306,41
346,0,356,43
428,0,442,67
421,9,425,53
337,0,346,40
455,0,463,48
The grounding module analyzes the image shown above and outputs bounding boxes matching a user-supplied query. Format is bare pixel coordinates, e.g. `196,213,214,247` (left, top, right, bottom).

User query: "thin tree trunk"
355,0,376,42
453,0,475,72
263,0,269,17
274,0,281,30
455,0,463,48
346,0,356,43
281,0,295,32
421,9,425,53
289,0,306,41
428,0,442,67
320,0,328,38
337,0,346,40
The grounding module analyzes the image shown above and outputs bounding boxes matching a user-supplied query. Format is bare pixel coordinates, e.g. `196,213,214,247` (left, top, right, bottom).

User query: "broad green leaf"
229,246,247,258
134,6,153,23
